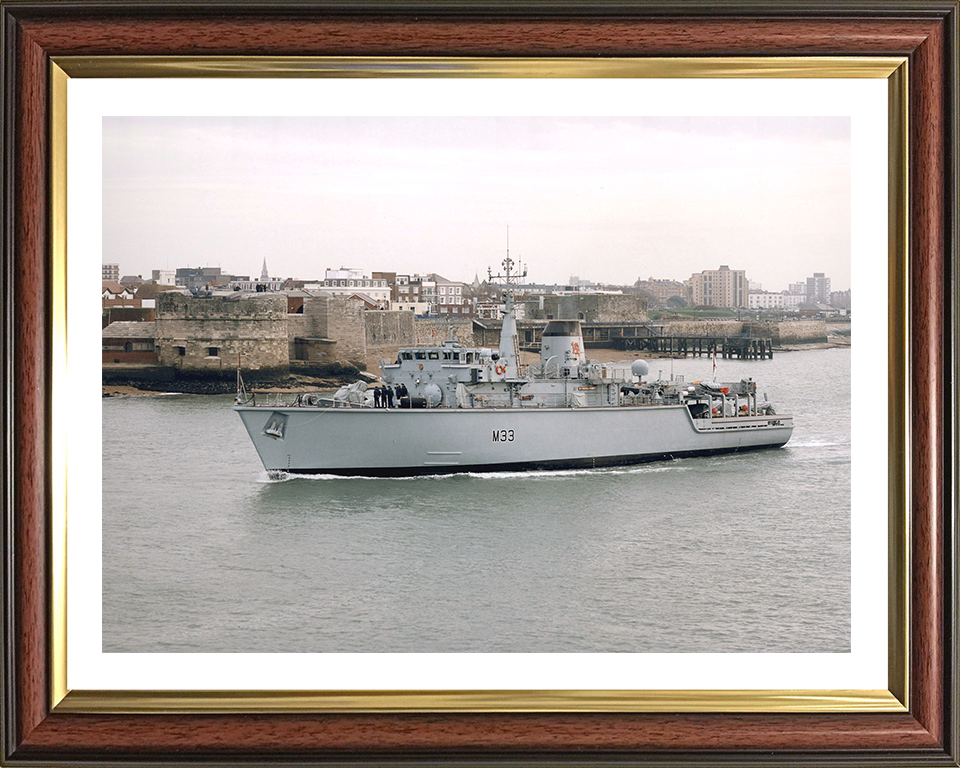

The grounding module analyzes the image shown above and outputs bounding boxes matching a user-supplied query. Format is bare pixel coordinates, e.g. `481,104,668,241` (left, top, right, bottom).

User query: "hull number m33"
493,429,515,443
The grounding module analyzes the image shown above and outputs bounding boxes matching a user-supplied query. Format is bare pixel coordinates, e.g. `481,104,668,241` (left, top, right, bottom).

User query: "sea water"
102,348,850,653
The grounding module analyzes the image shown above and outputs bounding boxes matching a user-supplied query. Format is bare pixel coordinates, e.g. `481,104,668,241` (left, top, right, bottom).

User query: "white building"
748,290,784,309
390,300,431,314
229,278,285,292
781,292,805,309
302,267,391,305
151,269,176,286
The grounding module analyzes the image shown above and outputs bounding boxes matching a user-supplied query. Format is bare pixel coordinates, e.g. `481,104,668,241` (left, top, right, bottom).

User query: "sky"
103,115,851,292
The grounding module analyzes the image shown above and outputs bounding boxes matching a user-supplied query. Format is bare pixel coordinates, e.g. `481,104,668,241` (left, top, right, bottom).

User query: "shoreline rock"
102,373,360,398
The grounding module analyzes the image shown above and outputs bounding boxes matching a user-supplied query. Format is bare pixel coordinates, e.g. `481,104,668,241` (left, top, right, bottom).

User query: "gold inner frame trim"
50,62,69,709
54,55,904,79
56,688,904,715
886,62,910,710
50,55,909,715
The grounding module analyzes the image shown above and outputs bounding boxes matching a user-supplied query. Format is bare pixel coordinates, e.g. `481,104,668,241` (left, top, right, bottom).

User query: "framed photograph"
2,2,957,766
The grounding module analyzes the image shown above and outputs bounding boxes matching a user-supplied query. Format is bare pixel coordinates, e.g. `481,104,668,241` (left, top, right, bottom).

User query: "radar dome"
631,359,650,377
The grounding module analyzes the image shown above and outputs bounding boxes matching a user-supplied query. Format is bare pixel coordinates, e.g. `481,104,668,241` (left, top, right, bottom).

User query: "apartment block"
685,265,748,308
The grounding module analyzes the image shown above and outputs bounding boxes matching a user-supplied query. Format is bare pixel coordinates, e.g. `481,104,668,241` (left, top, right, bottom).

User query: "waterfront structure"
155,292,289,375
150,291,416,372
685,265,748,308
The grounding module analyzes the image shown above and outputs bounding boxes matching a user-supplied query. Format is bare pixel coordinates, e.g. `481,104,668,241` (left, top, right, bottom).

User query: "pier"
473,320,775,360
610,335,774,359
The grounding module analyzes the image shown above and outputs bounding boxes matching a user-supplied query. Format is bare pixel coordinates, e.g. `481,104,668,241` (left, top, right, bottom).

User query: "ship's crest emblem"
263,412,287,440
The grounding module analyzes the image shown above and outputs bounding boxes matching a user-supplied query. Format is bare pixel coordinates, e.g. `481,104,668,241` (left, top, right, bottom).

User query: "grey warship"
235,258,793,477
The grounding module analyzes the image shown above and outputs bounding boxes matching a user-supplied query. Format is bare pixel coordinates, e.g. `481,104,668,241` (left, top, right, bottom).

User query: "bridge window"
428,351,439,360
401,352,413,360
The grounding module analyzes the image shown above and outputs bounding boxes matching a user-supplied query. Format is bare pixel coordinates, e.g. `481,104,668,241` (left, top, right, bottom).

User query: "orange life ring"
495,363,507,375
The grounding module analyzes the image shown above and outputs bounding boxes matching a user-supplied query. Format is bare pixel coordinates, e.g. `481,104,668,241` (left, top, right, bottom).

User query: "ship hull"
234,404,793,477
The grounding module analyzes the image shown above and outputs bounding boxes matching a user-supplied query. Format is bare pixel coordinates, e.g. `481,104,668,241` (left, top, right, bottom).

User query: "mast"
487,230,527,380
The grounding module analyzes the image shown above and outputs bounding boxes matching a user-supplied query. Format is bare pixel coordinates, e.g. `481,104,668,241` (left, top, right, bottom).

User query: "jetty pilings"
609,335,774,359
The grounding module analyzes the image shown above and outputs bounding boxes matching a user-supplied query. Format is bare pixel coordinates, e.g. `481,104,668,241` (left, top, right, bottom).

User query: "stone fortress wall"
155,293,289,375
139,294,832,383
522,294,649,323
412,318,474,348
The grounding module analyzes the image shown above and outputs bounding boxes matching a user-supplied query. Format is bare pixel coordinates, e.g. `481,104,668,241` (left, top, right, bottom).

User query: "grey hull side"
235,405,793,477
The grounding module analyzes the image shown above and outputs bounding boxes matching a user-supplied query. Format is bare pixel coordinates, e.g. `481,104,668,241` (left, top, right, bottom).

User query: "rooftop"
102,321,155,339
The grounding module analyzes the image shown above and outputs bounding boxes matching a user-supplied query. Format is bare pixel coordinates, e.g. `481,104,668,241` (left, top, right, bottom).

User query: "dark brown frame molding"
2,2,958,765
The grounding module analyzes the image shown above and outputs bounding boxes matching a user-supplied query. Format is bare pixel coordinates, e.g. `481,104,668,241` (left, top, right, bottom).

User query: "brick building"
102,281,139,308
102,321,158,364
635,277,689,306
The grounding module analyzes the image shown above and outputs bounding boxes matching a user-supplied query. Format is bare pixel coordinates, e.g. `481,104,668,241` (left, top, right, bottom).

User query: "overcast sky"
103,116,851,291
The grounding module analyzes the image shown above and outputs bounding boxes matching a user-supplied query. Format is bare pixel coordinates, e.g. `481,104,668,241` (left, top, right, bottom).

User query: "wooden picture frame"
2,2,957,765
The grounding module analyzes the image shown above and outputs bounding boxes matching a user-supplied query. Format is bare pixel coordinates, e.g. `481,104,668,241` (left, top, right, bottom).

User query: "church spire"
261,258,269,281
